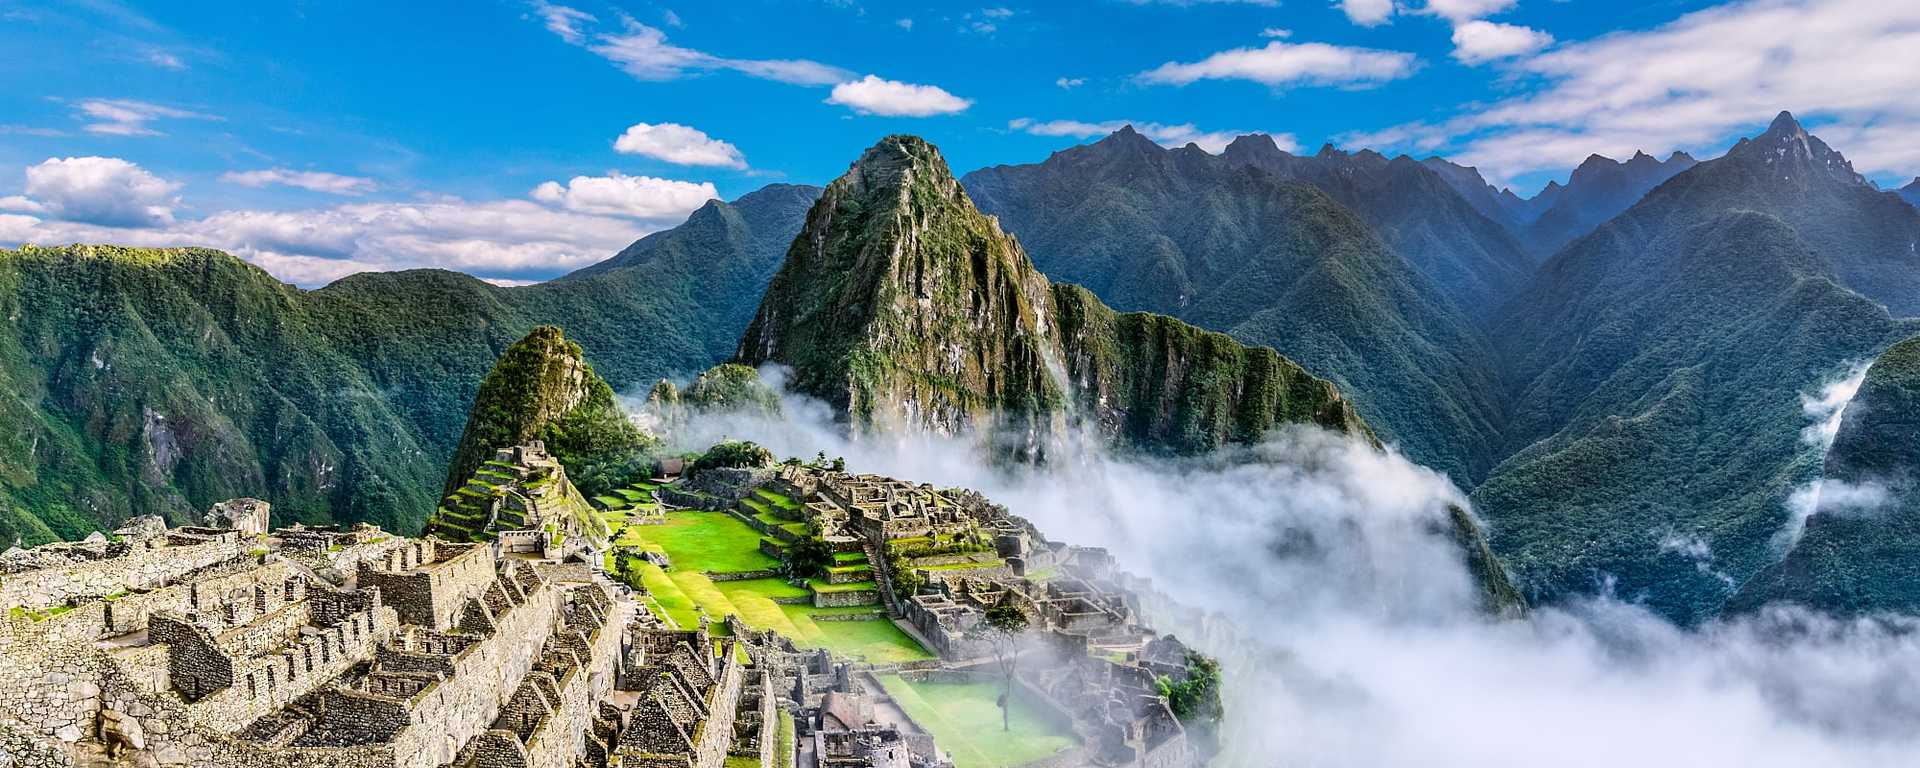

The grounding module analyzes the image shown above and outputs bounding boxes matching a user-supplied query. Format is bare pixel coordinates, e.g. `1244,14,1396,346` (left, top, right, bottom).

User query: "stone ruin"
427,441,609,563
0,457,1216,768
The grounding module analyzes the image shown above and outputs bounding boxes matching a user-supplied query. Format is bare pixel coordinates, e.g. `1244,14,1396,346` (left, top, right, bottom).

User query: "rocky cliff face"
736,136,1070,458
440,326,650,503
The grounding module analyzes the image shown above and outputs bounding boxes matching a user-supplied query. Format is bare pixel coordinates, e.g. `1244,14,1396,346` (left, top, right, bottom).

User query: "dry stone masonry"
3,449,1215,768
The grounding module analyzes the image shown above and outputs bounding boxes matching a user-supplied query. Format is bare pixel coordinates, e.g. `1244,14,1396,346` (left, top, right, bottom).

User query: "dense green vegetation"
439,325,653,501
688,440,774,475
1477,113,1920,622
962,127,1508,485
0,186,814,543
737,135,1067,454
1732,335,1920,614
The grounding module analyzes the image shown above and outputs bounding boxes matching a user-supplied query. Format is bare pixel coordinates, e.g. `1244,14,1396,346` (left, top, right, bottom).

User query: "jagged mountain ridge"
1520,150,1698,258
736,135,1372,456
961,126,1508,485
1476,112,1920,622
1900,178,1920,209
1420,157,1558,232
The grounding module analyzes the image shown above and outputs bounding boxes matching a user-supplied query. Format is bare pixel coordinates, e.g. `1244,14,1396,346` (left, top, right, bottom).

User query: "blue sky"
1,0,1915,284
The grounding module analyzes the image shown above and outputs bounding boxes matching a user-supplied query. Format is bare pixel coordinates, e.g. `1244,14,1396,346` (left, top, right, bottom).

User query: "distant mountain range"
2,111,1916,624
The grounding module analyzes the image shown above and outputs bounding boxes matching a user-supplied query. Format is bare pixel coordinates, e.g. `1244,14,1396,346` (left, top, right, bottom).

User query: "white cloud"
1055,77,1086,89
612,122,748,168
1,158,717,285
1261,27,1293,38
826,75,972,117
1450,20,1553,64
1,197,661,287
662,375,1920,768
982,7,1014,18
896,18,914,30
1354,0,1920,182
220,168,378,196
1009,117,1298,154
661,9,683,28
1336,0,1396,26
1421,0,1515,23
529,172,718,220
145,50,186,70
581,22,851,85
73,98,218,136
1138,40,1420,88
18,156,180,227
529,0,595,44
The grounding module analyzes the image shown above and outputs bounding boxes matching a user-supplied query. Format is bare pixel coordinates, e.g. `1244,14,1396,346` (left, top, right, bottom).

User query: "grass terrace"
877,675,1076,768
623,511,777,575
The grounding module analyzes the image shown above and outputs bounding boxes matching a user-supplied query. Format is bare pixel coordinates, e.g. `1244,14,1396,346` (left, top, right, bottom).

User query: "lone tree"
968,596,1030,731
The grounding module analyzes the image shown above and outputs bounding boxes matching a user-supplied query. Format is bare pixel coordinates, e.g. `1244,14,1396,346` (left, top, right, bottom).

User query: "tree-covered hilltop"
1731,335,1920,614
1477,114,1920,622
0,185,812,544
438,326,653,502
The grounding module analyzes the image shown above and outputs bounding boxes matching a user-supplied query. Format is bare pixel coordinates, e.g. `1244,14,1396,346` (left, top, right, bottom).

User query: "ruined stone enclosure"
2,452,1217,768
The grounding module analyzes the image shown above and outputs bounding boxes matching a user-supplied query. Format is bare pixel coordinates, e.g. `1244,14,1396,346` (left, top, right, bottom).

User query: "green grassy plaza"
606,508,933,664
877,674,1077,768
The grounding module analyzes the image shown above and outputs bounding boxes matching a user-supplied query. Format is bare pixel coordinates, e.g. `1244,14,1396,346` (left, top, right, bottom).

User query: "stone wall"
693,641,746,768
379,573,563,768
0,538,245,611
356,541,495,631
520,589,629,768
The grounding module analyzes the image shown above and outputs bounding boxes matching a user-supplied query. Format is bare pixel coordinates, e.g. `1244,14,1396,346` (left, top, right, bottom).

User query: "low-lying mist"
637,369,1920,767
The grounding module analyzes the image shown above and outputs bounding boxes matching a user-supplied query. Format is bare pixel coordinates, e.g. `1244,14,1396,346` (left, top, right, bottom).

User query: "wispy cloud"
1348,0,1920,182
1138,40,1420,89
529,0,595,44
73,98,220,136
529,3,851,86
221,168,378,196
1055,77,1086,89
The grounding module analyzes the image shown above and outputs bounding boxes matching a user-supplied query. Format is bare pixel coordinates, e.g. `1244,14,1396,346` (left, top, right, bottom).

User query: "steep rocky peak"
1222,133,1293,164
1314,142,1347,160
1727,110,1866,186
